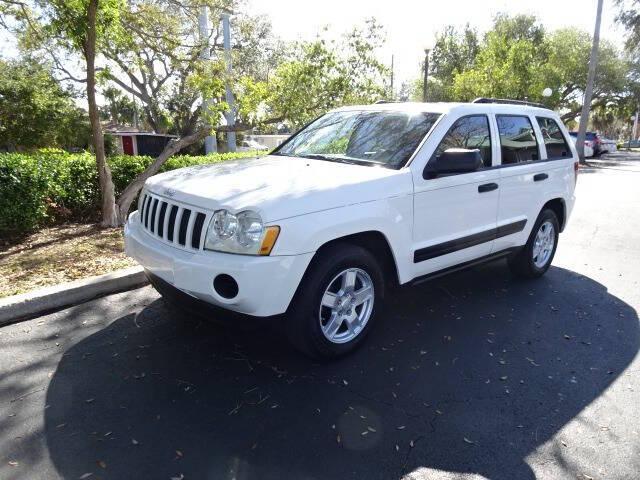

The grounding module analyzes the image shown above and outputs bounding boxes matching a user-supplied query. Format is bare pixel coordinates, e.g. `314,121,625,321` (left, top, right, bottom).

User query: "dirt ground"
0,223,136,298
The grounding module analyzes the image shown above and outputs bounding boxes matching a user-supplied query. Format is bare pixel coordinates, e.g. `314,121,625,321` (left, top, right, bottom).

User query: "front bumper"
124,211,314,316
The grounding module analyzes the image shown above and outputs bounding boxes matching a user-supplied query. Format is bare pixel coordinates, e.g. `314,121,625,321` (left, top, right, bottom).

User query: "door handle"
534,173,548,182
478,183,498,193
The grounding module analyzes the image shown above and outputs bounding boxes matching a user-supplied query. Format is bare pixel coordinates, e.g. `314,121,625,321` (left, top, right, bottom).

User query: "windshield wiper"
297,154,383,167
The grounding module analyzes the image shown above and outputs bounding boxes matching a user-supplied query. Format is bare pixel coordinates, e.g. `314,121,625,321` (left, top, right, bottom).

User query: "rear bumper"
124,211,314,316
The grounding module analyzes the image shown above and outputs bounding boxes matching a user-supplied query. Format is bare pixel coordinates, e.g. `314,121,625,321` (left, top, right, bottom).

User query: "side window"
432,115,492,168
536,117,571,159
496,115,540,165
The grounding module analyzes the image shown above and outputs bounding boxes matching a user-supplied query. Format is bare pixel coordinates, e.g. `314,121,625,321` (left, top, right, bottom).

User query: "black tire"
508,208,560,279
286,243,385,359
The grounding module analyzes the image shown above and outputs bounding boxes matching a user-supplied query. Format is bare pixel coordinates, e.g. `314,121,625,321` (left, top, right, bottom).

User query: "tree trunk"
576,0,604,165
114,126,211,225
85,0,118,226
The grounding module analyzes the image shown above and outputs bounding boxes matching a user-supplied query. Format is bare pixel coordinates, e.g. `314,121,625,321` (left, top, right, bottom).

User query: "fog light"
213,274,239,299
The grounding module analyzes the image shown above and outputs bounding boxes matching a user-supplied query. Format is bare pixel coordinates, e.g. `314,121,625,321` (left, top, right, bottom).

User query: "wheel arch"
542,198,567,232
311,230,401,289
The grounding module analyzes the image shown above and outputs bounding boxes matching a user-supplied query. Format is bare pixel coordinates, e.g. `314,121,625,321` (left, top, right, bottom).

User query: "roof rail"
472,97,546,109
374,100,400,104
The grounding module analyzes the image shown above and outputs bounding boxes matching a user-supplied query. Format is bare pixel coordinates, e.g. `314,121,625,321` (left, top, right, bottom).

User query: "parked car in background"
569,134,594,158
126,100,577,359
622,139,640,149
568,131,602,156
601,138,617,153
238,139,269,152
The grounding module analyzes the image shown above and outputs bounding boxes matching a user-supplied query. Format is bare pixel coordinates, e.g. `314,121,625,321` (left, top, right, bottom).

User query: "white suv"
125,100,577,358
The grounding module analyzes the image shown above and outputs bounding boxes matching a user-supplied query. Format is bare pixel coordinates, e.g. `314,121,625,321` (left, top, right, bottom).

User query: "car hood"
144,155,411,222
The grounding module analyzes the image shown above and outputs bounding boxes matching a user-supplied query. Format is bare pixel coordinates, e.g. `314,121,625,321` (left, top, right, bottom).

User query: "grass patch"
0,223,136,298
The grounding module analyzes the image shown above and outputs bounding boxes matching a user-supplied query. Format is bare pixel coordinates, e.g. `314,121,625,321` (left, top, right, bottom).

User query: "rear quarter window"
536,117,571,160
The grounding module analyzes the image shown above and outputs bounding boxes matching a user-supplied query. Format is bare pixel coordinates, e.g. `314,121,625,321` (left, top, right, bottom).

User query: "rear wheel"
508,209,559,278
286,243,384,359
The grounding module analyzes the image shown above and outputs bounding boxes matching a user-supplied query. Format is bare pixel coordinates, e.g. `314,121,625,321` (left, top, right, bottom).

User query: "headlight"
211,209,238,239
204,209,280,255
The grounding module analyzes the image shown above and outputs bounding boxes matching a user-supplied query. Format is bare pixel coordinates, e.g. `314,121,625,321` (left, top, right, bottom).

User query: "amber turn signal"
259,226,280,255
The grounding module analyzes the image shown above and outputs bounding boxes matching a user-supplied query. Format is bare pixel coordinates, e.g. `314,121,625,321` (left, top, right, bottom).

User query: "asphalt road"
1,152,639,480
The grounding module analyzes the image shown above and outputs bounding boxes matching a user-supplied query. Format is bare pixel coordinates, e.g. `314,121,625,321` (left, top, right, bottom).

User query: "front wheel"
286,243,385,359
508,209,559,278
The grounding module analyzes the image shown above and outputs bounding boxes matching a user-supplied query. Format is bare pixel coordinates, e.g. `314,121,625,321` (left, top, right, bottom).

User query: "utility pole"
422,48,430,103
221,12,236,152
576,0,603,164
198,6,217,153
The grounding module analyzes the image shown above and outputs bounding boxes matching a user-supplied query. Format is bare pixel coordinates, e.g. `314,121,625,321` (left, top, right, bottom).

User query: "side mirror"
423,148,484,179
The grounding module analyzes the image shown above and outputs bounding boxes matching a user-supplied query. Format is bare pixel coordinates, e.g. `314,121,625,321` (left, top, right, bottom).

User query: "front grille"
139,191,209,251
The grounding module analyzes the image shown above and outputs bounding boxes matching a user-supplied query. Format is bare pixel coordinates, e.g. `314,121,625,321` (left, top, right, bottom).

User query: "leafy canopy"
0,58,90,150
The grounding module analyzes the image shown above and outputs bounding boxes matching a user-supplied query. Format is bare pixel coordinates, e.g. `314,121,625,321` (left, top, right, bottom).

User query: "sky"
249,0,623,86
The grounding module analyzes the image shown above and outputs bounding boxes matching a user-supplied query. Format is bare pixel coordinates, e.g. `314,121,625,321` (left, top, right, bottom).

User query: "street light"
422,47,431,103
542,88,552,98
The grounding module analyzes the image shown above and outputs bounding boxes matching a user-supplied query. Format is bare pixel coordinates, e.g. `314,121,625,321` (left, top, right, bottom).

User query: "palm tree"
576,0,604,164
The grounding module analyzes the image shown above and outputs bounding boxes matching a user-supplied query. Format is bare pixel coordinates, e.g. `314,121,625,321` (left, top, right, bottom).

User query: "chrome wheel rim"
532,220,555,268
319,268,375,344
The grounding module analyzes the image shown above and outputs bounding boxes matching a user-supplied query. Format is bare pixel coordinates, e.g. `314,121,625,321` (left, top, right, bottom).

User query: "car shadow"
43,261,638,480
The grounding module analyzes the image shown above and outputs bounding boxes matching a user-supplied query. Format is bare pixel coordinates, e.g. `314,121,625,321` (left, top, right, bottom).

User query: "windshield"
274,110,441,168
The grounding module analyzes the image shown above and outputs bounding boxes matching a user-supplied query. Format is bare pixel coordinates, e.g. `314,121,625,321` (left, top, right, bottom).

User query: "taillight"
574,161,579,184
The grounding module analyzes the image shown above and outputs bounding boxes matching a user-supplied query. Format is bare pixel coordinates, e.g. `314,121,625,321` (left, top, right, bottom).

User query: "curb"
0,266,149,327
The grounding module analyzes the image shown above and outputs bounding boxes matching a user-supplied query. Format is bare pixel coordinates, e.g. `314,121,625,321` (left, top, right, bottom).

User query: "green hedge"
0,149,264,238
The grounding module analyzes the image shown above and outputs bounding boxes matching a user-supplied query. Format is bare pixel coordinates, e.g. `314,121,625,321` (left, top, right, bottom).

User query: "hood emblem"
163,188,177,198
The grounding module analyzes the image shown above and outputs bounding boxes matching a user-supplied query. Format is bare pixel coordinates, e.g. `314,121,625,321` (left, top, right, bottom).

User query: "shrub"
0,150,264,238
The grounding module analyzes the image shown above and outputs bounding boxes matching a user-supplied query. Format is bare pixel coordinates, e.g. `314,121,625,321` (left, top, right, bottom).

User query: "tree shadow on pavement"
43,261,638,480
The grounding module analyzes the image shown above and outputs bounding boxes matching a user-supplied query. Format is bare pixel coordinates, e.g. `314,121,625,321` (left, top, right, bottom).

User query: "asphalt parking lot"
1,152,639,480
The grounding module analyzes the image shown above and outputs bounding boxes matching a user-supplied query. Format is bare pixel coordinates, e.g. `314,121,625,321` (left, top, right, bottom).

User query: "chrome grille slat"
149,198,159,233
152,199,161,235
161,202,170,239
173,207,184,246
178,209,191,246
138,191,209,252
184,210,197,248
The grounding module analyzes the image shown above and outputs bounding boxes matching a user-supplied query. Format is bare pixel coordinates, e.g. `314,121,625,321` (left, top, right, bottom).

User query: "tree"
453,15,549,103
98,0,285,138
1,0,126,224
0,58,90,150
412,24,479,102
616,0,640,57
541,28,627,120
616,0,640,139
444,14,628,124
576,0,604,163
99,86,138,126
238,18,389,130
1,0,229,225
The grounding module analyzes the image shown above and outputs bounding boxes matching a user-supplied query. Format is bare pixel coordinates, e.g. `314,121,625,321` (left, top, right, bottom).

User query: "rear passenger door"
493,114,570,252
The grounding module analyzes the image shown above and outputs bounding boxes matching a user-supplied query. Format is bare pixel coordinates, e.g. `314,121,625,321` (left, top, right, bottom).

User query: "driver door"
411,114,501,278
